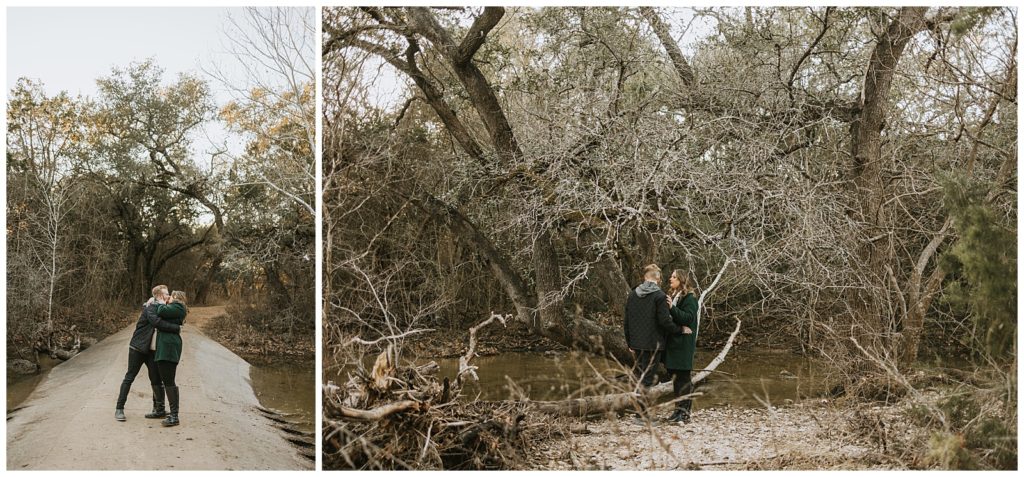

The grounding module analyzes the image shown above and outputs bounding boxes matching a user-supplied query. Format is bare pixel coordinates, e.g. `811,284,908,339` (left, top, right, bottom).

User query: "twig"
349,328,435,346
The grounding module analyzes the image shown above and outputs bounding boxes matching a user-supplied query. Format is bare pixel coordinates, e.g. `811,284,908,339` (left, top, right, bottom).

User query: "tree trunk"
594,252,630,315
640,7,696,88
848,7,929,344
533,227,565,333
264,264,293,308
411,190,538,325
193,254,222,305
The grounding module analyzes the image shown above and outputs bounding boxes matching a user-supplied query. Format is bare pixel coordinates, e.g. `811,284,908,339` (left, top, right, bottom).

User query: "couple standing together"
114,285,189,427
624,264,699,423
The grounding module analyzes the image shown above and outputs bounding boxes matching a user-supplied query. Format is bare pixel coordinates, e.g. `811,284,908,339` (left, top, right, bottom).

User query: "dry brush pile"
323,316,553,470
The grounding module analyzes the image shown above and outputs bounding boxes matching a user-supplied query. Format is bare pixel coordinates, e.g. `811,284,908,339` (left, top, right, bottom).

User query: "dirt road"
6,306,312,470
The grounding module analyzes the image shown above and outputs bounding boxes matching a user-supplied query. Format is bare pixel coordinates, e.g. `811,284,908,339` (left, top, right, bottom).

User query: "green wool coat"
154,302,187,363
664,292,698,370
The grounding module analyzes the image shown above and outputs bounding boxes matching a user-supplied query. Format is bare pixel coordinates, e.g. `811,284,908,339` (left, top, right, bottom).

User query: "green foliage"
940,175,1016,360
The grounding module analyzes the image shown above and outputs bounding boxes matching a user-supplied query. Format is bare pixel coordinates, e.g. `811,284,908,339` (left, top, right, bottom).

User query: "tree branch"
454,7,505,65
640,7,695,88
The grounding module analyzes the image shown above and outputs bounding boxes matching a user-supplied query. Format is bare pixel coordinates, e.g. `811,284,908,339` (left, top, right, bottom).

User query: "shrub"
925,431,976,469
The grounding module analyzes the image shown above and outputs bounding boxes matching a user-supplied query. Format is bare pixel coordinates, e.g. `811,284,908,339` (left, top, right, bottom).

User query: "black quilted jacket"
128,302,182,353
623,285,679,351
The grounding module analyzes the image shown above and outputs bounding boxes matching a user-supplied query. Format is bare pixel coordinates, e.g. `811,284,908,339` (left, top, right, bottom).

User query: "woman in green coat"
155,290,188,427
664,269,698,423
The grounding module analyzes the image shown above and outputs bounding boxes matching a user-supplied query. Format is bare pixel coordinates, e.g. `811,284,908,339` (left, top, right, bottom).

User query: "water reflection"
341,350,828,410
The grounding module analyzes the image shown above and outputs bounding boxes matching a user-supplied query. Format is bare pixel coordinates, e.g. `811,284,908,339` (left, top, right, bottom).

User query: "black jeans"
116,348,160,409
670,368,694,414
633,350,662,387
156,360,177,387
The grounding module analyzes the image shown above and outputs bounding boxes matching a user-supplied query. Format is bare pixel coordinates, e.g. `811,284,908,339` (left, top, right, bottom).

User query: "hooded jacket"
623,281,679,351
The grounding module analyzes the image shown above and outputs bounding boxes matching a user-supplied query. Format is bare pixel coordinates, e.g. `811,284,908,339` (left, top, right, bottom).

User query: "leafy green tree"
941,175,1017,359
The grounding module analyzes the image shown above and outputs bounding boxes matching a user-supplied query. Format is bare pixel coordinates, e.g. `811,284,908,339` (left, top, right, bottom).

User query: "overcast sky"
6,7,300,161
7,7,248,100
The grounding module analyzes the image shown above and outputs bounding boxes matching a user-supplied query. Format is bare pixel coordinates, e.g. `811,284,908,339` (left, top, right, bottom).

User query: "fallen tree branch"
457,313,507,384
335,400,425,420
692,319,741,384
349,328,435,346
531,319,742,417
695,258,732,343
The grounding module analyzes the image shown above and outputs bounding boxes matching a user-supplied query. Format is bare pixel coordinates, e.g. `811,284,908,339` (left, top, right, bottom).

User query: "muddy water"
408,350,828,409
689,350,826,409
249,360,315,433
7,354,62,410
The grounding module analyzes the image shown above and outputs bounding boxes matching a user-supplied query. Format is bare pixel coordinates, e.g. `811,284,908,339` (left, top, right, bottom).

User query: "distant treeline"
7,9,315,358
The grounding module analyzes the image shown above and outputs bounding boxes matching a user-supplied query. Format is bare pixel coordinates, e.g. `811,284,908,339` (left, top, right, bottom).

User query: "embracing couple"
114,285,189,427
624,264,699,423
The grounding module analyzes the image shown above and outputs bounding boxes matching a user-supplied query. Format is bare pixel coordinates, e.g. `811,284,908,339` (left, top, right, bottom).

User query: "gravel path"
537,403,886,470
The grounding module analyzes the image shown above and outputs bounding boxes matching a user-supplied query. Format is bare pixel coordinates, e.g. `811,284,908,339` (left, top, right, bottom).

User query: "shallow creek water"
343,350,830,410
249,360,315,432
7,354,62,411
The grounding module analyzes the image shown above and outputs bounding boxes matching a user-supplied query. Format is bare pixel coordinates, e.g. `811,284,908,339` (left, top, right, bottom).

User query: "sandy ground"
185,304,228,330
537,403,889,470
6,306,312,470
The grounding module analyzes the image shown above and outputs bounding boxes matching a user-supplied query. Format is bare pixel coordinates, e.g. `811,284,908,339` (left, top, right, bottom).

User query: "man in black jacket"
114,285,183,421
624,265,678,387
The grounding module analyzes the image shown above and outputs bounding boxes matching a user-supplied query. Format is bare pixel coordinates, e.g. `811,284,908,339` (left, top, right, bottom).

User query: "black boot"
145,385,167,419
678,399,692,423
665,409,682,422
115,381,132,416
161,386,179,427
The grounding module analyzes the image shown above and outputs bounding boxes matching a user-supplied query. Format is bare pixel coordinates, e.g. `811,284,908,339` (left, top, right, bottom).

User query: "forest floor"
198,306,314,365
6,307,312,470
532,400,909,470
195,305,313,364
183,305,226,329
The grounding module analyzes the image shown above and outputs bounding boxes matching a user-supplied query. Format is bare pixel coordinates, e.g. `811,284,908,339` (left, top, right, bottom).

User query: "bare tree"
210,6,316,215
